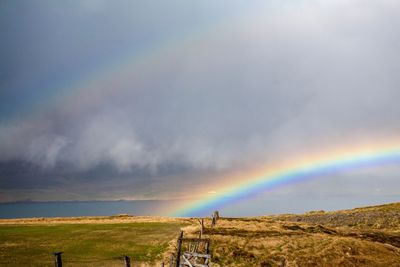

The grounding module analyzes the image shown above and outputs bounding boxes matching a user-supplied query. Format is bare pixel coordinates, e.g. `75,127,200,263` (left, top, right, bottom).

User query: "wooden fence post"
205,240,210,255
53,252,63,267
214,211,219,220
211,211,219,227
198,218,204,237
211,215,216,227
175,230,183,267
169,255,174,267
124,255,131,267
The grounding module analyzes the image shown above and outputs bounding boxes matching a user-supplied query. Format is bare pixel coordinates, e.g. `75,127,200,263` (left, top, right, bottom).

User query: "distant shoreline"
1,201,398,223
0,214,190,225
0,199,180,204
0,200,180,219
1,198,399,219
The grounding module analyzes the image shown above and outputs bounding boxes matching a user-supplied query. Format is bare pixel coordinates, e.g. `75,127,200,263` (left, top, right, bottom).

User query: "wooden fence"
52,211,219,267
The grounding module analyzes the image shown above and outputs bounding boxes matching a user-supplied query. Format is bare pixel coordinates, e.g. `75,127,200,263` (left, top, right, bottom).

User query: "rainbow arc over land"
172,146,400,217
11,4,260,118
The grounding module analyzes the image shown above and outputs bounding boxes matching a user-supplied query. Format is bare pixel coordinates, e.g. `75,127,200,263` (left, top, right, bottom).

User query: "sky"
0,0,400,216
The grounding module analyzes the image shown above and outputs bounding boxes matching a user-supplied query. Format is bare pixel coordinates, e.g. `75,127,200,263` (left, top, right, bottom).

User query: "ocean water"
0,200,178,219
0,196,398,219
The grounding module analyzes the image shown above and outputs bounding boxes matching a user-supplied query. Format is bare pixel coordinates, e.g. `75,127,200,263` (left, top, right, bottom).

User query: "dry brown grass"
0,215,192,225
202,219,400,266
180,203,400,266
277,202,400,231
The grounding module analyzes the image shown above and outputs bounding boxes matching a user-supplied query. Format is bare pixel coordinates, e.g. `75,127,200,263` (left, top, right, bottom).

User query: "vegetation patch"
0,222,185,266
188,203,400,266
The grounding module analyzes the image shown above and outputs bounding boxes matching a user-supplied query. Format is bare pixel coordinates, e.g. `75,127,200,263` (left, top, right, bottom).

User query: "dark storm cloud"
1,0,400,201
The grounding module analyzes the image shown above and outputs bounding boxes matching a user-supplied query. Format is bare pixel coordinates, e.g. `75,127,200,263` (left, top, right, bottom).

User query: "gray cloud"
1,0,400,203
26,135,68,169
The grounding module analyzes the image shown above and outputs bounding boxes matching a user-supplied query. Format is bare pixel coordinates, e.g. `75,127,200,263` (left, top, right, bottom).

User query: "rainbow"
10,3,261,119
172,147,400,217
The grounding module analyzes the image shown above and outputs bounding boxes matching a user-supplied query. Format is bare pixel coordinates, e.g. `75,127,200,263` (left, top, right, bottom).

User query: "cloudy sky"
0,0,399,215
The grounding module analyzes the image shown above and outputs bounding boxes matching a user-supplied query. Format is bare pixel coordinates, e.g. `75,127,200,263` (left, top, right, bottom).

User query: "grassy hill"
190,202,400,266
0,203,399,266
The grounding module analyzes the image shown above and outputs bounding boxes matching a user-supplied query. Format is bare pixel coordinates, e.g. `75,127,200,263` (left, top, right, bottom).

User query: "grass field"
183,202,400,266
1,203,400,266
0,221,186,267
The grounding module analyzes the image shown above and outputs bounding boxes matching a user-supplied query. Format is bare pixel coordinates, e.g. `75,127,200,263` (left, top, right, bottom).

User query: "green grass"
0,222,184,266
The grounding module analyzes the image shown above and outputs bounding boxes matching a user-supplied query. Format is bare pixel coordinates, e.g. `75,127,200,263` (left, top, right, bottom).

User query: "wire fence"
50,253,172,267
2,212,219,267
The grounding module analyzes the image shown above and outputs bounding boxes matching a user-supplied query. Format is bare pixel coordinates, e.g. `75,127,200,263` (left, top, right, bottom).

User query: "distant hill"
279,202,400,230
